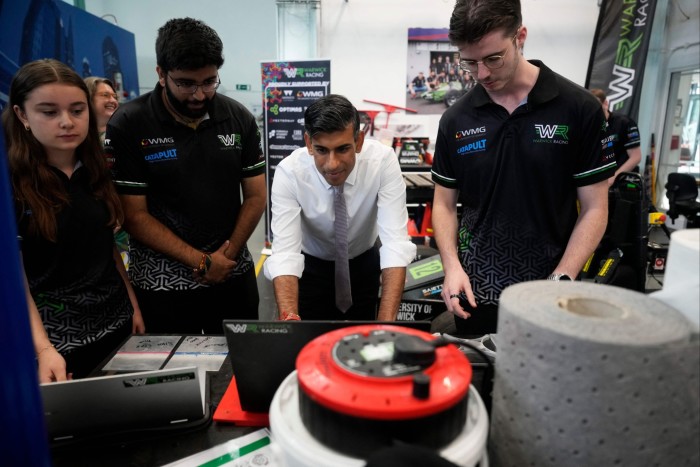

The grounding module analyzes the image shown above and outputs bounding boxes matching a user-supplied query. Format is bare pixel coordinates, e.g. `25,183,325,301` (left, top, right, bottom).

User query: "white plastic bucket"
269,371,489,467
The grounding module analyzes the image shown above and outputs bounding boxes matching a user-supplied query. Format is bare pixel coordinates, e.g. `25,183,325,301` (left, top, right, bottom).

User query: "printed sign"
261,60,331,245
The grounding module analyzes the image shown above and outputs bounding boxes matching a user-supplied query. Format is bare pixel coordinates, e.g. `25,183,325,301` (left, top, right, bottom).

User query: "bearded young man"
106,18,266,333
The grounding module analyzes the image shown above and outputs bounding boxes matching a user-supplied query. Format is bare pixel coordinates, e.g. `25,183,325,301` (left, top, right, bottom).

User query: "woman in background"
84,75,130,268
3,59,144,382
83,76,119,144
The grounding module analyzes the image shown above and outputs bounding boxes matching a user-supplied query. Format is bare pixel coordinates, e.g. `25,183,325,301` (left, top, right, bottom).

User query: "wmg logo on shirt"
218,133,242,149
141,137,175,147
533,124,569,144
455,126,486,141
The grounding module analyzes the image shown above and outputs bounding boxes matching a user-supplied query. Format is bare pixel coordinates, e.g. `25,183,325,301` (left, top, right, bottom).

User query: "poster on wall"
0,0,139,156
261,60,331,246
406,28,473,115
585,0,657,121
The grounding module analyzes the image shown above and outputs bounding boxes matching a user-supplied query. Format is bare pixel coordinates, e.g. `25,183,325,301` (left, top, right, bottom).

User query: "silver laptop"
40,366,205,443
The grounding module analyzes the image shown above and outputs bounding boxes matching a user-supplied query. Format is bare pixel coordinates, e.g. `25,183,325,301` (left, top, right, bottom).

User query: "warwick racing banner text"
585,0,657,121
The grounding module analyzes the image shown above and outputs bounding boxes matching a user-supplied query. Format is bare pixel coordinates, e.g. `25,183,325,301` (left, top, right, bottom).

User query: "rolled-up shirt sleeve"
377,153,417,269
263,163,305,280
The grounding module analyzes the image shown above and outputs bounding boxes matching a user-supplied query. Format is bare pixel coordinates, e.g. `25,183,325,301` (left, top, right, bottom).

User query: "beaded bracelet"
193,253,212,276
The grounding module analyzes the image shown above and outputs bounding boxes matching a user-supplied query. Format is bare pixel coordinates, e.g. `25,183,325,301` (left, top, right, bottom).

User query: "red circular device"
295,325,472,458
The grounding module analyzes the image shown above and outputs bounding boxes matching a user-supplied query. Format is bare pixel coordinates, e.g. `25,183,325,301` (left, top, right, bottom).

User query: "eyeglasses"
97,92,119,100
167,74,221,94
458,31,519,74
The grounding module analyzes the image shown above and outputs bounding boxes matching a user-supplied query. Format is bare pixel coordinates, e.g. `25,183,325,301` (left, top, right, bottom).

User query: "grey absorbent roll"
488,280,699,467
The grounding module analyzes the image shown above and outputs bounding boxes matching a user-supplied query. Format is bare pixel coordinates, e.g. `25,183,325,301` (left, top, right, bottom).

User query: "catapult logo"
144,148,178,162
457,138,486,155
455,126,486,141
218,133,242,149
140,136,174,147
533,124,569,144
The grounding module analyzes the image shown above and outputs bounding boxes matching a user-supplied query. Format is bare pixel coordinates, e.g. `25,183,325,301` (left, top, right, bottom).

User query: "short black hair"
589,88,607,105
156,18,224,72
303,94,360,139
449,0,522,45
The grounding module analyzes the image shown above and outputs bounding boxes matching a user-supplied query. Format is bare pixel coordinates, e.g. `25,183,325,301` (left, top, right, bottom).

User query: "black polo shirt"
607,111,641,168
105,84,265,291
432,60,616,304
16,164,132,353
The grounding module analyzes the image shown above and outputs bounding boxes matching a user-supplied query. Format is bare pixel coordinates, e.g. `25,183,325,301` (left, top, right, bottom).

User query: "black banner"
586,0,657,121
261,60,331,246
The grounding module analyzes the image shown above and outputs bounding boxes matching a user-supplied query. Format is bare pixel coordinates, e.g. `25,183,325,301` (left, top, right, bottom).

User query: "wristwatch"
547,273,572,281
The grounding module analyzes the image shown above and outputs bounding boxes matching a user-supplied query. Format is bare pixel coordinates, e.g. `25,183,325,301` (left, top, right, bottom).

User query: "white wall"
83,0,277,114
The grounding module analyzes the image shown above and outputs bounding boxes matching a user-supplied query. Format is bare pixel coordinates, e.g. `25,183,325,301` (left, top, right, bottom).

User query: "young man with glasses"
105,18,266,333
431,0,616,335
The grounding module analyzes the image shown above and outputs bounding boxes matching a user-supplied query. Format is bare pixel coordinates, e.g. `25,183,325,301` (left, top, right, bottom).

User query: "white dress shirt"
264,139,417,280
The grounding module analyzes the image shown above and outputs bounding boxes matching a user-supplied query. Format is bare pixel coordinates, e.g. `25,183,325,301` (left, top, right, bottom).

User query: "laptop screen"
222,320,432,413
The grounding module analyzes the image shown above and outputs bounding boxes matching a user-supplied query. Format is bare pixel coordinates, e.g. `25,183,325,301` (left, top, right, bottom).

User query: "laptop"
40,366,206,443
219,320,432,420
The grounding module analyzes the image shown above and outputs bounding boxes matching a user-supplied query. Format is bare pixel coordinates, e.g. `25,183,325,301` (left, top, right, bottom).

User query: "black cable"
435,335,494,416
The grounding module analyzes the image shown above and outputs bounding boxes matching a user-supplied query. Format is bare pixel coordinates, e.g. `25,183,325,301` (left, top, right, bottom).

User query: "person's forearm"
226,174,266,260
113,246,145,333
273,275,300,317
226,194,266,261
554,204,608,277
615,159,638,175
29,291,52,353
377,267,406,321
123,209,201,269
615,147,642,176
113,246,137,306
432,199,461,272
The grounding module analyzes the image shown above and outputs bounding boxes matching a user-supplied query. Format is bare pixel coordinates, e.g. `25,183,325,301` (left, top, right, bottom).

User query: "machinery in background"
582,172,648,291
665,172,700,228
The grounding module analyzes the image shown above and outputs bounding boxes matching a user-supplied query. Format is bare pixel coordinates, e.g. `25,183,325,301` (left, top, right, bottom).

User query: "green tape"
198,437,271,467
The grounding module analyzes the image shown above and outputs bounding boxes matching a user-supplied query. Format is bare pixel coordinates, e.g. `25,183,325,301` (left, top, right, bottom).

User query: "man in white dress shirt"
264,94,416,321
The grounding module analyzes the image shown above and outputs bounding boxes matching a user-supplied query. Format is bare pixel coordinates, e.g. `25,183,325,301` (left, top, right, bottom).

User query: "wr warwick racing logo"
533,124,569,144
218,133,242,148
